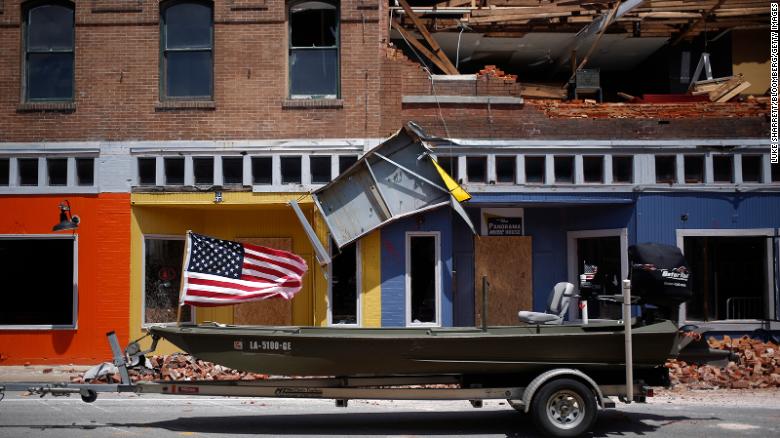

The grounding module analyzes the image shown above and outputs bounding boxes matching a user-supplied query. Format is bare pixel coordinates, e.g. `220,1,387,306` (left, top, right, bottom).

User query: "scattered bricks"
42,368,53,374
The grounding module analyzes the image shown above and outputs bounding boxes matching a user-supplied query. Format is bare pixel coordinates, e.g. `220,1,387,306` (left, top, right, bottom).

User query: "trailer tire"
530,378,596,437
80,390,98,403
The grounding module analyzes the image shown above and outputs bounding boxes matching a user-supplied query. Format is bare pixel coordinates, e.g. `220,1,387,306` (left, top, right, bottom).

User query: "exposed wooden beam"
397,0,459,75
671,0,727,45
391,19,456,75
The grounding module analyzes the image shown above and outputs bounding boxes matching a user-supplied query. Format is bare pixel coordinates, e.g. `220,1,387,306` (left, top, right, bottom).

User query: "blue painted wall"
380,208,454,327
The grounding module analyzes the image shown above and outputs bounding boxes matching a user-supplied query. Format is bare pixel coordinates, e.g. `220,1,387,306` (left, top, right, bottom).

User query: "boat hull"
149,321,680,377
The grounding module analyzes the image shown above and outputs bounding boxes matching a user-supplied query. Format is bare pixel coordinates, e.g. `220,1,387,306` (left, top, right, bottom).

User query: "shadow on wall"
52,330,76,354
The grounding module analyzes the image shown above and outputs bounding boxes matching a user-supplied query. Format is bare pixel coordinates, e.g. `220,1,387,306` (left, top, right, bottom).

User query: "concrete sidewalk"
0,365,91,383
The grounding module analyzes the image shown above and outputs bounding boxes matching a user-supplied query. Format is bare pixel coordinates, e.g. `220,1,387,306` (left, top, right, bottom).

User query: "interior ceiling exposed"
391,0,770,73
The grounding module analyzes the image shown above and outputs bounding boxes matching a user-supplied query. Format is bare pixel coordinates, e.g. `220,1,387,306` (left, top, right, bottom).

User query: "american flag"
180,232,307,307
582,263,598,281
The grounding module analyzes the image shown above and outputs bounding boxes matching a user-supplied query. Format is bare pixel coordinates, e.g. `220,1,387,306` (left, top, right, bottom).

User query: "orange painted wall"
0,194,130,364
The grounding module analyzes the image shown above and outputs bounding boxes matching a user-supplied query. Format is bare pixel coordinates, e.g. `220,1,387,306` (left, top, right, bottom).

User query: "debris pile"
535,100,768,119
477,65,518,83
666,336,780,390
71,354,268,384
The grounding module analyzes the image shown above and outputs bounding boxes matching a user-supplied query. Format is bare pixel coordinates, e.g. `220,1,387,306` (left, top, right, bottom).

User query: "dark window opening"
310,156,331,184
164,157,184,185
684,155,704,183
496,156,515,183
193,157,213,185
144,238,191,324
0,159,9,185
47,158,67,186
222,156,243,185
655,155,676,184
554,156,574,184
612,156,633,183
713,155,733,183
330,239,357,325
0,238,74,325
24,2,74,101
466,156,486,183
76,158,94,186
576,236,622,319
684,236,767,321
252,157,272,185
138,158,156,186
410,235,436,324
583,156,603,183
281,156,302,184
161,1,213,99
741,155,762,183
338,155,358,174
436,156,458,181
525,156,545,184
289,1,339,98
773,161,780,182
19,158,38,186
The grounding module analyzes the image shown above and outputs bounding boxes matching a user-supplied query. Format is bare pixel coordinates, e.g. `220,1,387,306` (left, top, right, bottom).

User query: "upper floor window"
289,1,339,99
160,0,213,99
23,1,74,101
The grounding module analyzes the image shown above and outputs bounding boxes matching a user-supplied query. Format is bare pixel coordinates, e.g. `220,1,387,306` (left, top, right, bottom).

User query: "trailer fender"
520,368,606,413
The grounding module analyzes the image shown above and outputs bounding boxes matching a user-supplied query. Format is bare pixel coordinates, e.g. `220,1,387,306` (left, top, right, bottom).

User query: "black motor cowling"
628,243,692,311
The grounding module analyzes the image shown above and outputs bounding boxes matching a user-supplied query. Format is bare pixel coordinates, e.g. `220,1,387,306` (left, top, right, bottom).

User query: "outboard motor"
628,243,692,323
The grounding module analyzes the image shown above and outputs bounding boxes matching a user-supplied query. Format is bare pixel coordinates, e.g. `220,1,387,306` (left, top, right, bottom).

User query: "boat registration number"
236,339,293,352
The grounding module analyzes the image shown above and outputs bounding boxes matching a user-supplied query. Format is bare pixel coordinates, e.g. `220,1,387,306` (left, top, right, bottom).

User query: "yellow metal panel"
360,230,382,327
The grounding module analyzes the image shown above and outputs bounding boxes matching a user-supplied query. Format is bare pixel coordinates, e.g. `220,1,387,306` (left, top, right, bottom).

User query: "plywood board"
232,237,293,326
475,236,532,326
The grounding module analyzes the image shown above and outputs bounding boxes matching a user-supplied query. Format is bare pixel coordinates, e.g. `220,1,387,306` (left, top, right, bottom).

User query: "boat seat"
518,282,575,325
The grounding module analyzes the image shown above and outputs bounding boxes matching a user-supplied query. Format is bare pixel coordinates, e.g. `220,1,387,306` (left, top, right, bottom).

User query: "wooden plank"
397,0,459,75
671,0,726,45
232,237,293,326
391,19,456,75
522,83,568,99
475,236,533,326
708,75,743,101
715,80,752,102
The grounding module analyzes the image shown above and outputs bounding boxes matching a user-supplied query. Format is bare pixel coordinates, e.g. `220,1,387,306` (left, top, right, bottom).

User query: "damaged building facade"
0,0,777,364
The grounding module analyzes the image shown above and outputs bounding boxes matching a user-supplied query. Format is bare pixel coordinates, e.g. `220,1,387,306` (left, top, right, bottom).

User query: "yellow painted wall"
732,29,770,95
360,230,382,327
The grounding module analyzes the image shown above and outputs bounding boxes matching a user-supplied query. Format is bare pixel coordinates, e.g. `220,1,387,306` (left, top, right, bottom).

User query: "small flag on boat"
180,232,307,307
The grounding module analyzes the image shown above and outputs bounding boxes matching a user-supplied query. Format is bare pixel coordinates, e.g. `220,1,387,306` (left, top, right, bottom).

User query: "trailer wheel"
80,390,98,403
530,378,596,437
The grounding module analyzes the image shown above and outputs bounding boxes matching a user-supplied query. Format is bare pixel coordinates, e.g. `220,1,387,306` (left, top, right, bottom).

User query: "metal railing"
725,297,763,320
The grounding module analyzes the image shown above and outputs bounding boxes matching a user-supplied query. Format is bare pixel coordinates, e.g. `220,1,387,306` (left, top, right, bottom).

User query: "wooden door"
232,237,293,326
474,236,532,326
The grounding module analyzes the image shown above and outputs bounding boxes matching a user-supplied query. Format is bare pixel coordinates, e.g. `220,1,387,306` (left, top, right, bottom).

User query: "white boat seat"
518,282,575,325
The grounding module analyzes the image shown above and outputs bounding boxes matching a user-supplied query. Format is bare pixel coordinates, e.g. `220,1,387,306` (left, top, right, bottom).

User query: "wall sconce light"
53,200,80,232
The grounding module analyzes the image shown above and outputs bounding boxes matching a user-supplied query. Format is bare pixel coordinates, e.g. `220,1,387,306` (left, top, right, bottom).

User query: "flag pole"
176,231,192,326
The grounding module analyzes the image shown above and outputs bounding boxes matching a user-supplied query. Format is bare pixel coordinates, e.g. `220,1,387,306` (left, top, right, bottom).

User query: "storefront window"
144,237,191,324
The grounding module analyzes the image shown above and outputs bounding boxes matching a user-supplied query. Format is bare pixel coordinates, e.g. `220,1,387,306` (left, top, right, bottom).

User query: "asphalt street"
0,391,778,437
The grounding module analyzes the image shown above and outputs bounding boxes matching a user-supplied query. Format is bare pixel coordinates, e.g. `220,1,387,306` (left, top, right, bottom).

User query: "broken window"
143,237,191,325
741,155,762,183
0,159,8,185
554,156,574,184
76,158,94,186
138,158,156,186
160,0,213,99
281,156,302,184
0,236,76,326
338,155,358,174
684,155,704,183
23,1,74,101
193,157,213,185
496,156,515,183
18,158,38,186
222,156,243,185
436,156,459,181
525,156,545,184
655,155,676,184
407,233,439,325
252,157,272,185
612,156,633,183
330,239,358,325
713,155,733,183
583,156,603,183
310,156,331,184
466,156,486,183
289,0,339,98
164,157,184,185
47,158,67,186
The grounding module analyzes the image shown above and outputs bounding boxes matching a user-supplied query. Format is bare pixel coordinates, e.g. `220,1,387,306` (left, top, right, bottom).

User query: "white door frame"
676,228,776,322
566,228,629,321
327,239,362,327
405,231,442,327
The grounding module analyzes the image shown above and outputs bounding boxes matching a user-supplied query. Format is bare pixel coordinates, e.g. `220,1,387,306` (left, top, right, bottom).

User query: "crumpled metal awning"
291,122,476,265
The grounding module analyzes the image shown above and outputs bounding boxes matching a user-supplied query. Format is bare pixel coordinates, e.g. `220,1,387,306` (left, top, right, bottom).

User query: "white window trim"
676,228,776,323
0,234,78,330
566,228,629,321
141,234,194,328
326,240,361,327
405,231,442,327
